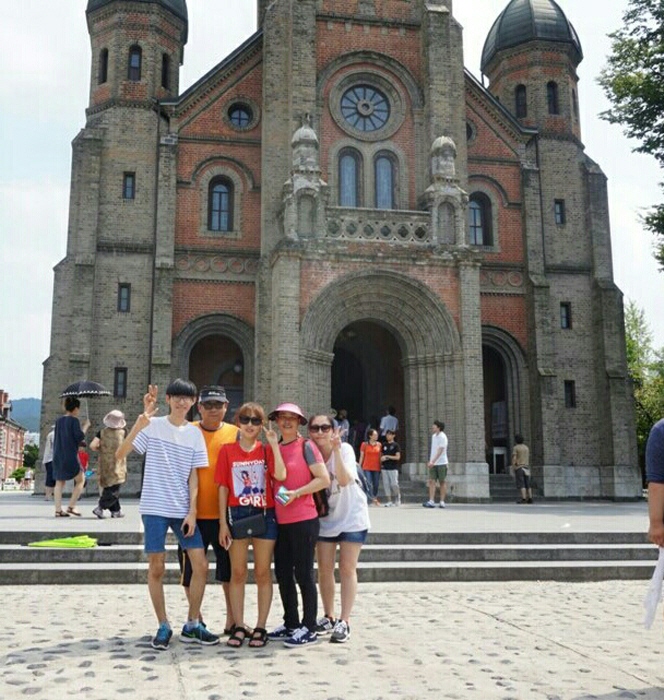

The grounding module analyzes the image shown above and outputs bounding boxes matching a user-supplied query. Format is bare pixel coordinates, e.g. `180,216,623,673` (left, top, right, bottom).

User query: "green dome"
87,0,188,42
481,0,582,72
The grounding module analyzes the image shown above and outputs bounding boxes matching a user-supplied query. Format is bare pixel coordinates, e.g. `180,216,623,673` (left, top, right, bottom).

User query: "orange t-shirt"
194,421,238,519
360,441,382,472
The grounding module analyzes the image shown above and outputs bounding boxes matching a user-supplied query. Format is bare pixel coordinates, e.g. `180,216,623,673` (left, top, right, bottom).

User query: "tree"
23,444,39,469
599,0,664,268
624,300,664,481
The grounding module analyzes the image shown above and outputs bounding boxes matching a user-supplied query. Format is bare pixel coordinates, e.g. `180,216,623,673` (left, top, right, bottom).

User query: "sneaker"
283,626,318,648
395,498,401,506
383,502,394,507
92,506,105,519
439,501,446,509
423,500,435,508
527,498,534,504
180,621,220,646
151,622,172,650
330,619,350,643
314,616,336,635
268,623,297,640
111,510,125,518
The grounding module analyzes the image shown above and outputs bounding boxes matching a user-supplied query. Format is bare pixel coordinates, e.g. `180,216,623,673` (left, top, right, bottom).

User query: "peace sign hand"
264,421,279,446
331,427,343,450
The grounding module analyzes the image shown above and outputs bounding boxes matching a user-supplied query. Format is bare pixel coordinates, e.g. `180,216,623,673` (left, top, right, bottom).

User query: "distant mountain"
10,398,41,433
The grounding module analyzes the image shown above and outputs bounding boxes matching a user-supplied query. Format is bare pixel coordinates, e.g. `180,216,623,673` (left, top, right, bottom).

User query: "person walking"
359,429,382,505
424,420,448,508
646,418,664,546
380,429,401,506
217,402,282,649
42,425,55,500
267,402,330,648
90,410,127,518
52,397,90,517
512,434,533,504
115,380,220,650
308,415,370,643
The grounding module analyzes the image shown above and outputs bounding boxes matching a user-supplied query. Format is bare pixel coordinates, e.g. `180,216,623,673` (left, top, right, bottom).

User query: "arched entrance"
332,321,404,456
189,335,245,415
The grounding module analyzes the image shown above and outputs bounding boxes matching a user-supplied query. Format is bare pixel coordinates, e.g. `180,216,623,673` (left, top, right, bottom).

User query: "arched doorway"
331,321,405,457
483,345,508,473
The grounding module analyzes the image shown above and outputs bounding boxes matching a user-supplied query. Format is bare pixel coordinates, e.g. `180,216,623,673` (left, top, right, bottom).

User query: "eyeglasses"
309,424,332,433
238,416,263,426
201,401,225,410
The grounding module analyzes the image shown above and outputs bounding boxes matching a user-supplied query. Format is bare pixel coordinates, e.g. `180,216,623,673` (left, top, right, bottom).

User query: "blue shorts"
318,529,368,544
142,514,204,554
228,506,278,541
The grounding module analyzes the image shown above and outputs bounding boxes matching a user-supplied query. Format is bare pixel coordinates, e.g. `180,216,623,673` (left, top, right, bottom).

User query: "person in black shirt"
380,430,401,507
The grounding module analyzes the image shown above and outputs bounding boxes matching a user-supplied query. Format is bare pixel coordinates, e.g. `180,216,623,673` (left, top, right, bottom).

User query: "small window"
468,193,493,246
208,177,234,232
564,380,576,408
228,104,252,128
339,149,362,208
375,152,396,210
118,283,131,312
114,368,127,399
161,54,170,90
547,81,559,115
560,302,572,329
515,84,527,119
128,45,142,81
554,199,566,225
572,89,579,120
98,48,109,85
123,172,136,200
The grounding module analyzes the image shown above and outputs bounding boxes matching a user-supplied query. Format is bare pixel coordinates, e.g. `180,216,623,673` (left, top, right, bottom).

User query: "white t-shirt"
133,416,208,518
430,431,448,465
319,443,371,538
379,414,399,435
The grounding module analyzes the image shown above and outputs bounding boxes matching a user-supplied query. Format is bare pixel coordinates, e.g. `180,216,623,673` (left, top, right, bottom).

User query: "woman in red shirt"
359,429,382,505
216,402,283,649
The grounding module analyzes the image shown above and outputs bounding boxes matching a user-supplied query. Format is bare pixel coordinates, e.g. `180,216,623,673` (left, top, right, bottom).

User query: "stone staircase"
0,529,655,585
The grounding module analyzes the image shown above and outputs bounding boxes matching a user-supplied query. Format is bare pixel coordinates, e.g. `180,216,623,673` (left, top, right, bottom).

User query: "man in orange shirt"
178,386,238,635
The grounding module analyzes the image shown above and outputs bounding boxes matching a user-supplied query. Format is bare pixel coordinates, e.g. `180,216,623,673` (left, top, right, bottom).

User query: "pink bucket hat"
103,410,126,429
268,402,307,425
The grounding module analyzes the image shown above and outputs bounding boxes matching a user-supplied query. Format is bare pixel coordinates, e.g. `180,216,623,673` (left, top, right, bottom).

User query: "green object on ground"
27,535,98,548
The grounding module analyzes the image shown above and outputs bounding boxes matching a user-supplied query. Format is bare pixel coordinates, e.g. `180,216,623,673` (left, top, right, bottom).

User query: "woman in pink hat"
266,403,330,648
89,410,127,518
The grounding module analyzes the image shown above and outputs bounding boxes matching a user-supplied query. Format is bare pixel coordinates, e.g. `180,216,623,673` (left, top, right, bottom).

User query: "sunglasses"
201,401,225,410
238,416,263,426
309,424,332,433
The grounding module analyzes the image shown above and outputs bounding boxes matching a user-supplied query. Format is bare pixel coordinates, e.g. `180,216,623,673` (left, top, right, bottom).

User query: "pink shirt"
268,437,323,525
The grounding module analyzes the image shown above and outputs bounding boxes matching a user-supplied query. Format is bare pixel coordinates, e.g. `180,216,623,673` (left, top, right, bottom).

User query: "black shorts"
178,518,230,586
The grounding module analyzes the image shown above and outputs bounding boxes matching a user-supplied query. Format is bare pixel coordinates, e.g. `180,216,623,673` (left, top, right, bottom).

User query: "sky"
1,0,663,400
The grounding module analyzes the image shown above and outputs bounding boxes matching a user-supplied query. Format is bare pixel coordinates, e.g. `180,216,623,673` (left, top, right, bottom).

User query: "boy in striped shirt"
117,379,220,650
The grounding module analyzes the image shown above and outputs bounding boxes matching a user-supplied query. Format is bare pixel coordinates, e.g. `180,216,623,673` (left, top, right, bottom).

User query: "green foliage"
10,467,25,482
624,300,664,481
23,444,39,469
599,0,664,268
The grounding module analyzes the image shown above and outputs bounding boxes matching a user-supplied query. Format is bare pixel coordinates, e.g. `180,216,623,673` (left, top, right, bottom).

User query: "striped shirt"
134,417,208,518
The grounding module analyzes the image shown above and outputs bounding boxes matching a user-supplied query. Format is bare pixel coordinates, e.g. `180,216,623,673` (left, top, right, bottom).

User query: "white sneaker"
330,619,350,643
383,502,394,507
92,506,105,519
439,501,446,509
423,500,435,508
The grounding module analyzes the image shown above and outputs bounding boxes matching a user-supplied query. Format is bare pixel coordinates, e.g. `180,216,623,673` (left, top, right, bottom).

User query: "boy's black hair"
433,420,445,431
514,434,524,444
64,397,81,412
165,378,197,397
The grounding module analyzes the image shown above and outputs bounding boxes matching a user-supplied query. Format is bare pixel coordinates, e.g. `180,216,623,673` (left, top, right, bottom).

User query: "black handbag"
229,510,267,539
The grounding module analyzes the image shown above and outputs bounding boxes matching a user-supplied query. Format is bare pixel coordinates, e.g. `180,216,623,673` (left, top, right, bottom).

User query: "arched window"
339,149,361,207
468,193,493,246
374,152,396,209
98,48,109,85
208,178,234,232
128,45,142,81
547,81,559,115
515,84,527,119
161,54,170,90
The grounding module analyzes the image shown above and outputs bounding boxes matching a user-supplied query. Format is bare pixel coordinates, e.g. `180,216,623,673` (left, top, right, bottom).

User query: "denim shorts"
142,514,204,554
228,506,278,541
318,529,368,544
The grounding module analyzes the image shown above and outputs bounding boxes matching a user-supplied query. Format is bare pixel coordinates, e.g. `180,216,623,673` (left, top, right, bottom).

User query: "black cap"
199,386,228,403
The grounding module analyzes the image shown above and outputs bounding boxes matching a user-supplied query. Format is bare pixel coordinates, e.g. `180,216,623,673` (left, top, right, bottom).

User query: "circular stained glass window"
340,85,390,132
228,103,253,128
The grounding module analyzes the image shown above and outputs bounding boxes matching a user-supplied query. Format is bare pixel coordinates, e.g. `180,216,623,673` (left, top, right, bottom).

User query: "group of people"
113,380,370,651
42,398,129,518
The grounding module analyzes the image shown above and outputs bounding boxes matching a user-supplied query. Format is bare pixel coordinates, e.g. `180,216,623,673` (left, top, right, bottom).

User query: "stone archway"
300,270,462,463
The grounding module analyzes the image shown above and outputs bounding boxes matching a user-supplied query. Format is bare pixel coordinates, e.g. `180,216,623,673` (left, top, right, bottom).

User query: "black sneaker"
180,622,220,645
283,626,318,648
330,619,350,643
151,622,172,650
314,616,336,636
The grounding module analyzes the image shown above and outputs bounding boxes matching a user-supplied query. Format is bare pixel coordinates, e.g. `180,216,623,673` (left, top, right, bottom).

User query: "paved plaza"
2,493,663,699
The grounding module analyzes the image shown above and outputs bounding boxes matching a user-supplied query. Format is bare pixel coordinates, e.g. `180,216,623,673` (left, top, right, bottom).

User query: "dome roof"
87,0,188,42
481,0,582,72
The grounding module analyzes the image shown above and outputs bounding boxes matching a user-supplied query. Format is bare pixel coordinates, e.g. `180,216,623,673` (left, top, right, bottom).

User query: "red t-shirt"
267,438,324,525
360,441,382,471
215,442,275,508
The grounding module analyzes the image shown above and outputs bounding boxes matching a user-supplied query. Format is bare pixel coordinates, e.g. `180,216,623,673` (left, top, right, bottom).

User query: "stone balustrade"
325,207,431,243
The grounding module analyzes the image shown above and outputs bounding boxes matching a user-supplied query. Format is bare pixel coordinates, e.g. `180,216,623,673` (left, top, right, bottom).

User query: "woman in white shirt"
308,414,370,644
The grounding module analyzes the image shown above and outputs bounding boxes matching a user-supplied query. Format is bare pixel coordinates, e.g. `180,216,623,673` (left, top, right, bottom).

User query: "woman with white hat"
89,410,127,518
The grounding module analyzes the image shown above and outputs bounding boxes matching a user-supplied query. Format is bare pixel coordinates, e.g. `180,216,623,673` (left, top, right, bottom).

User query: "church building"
41,0,640,500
